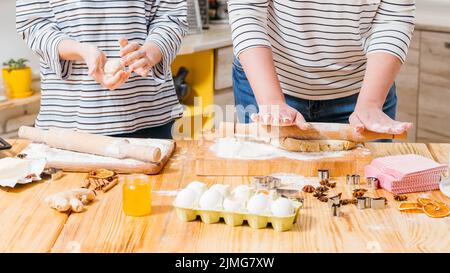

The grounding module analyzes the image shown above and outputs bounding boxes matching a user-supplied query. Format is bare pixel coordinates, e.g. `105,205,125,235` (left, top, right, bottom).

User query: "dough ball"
104,59,123,77
272,138,357,152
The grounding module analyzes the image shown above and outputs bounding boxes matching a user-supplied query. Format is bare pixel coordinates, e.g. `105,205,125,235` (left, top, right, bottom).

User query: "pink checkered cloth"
364,155,448,194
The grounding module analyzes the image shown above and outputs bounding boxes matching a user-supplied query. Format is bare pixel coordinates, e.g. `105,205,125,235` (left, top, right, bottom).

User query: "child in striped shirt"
16,0,187,138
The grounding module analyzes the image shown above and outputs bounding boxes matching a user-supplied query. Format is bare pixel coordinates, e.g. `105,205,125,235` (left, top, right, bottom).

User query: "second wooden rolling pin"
218,122,407,142
18,126,161,163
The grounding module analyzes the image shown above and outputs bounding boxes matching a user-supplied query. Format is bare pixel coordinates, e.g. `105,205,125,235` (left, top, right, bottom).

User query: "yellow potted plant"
2,58,33,99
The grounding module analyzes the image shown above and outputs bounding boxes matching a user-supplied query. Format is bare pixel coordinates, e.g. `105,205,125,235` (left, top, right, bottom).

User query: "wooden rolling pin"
218,122,407,142
18,126,161,163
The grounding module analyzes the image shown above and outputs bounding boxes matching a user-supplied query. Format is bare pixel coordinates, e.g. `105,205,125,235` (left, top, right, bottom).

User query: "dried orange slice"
417,198,435,207
398,202,423,213
417,197,446,207
423,203,450,218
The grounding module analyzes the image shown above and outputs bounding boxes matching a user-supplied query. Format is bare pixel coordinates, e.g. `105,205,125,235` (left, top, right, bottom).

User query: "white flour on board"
210,138,349,161
21,138,173,165
271,173,320,189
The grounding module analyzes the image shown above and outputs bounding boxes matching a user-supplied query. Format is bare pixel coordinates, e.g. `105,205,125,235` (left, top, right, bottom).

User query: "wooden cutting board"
196,140,372,177
20,139,176,175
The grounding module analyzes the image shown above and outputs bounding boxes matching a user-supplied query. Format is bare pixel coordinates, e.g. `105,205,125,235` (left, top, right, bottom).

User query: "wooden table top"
0,140,449,253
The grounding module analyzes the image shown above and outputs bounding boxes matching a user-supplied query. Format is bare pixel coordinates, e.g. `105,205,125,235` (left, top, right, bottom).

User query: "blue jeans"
232,58,397,128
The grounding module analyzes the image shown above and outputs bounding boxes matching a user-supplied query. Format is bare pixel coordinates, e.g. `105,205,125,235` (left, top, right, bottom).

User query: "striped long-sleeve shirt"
228,0,415,100
16,0,187,135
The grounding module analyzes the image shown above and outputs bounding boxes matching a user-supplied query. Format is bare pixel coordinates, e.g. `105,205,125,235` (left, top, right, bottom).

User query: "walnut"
316,186,329,192
302,185,316,193
352,188,367,198
318,196,329,203
394,194,408,202
328,182,336,188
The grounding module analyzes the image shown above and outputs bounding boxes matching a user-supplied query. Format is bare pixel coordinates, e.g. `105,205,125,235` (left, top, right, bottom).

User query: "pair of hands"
252,102,413,134
80,38,161,90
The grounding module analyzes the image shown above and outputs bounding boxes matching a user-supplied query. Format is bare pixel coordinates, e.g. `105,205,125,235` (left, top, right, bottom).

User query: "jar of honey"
122,175,152,217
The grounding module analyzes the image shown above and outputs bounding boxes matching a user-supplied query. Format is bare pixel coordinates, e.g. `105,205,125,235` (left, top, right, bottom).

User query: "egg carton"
173,201,302,232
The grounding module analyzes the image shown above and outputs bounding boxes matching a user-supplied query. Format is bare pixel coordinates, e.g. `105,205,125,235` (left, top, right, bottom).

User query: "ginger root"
45,188,96,213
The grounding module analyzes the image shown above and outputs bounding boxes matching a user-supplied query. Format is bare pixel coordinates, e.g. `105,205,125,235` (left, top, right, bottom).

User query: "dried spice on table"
83,169,119,192
394,194,408,202
340,198,357,206
320,179,336,188
313,191,327,198
302,185,315,193
316,186,329,193
352,188,367,198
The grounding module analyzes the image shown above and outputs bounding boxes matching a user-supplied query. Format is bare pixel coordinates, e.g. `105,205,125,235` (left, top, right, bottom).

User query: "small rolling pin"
218,122,407,142
18,126,161,163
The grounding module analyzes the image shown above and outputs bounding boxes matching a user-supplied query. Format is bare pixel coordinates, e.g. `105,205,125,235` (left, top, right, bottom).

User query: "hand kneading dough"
271,138,357,152
104,60,123,77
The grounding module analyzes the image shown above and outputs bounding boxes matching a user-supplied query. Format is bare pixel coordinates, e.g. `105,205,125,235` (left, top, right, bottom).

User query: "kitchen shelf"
0,92,40,112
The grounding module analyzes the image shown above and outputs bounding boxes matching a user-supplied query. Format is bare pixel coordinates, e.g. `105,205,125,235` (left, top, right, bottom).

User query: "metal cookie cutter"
367,177,380,190
277,188,305,205
318,169,330,181
328,193,342,207
346,175,352,186
370,197,387,209
252,176,281,191
331,203,341,217
356,197,370,209
357,197,387,210
346,174,360,186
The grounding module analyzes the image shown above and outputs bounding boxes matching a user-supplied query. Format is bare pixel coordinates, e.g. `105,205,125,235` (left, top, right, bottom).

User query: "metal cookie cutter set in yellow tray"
173,178,302,232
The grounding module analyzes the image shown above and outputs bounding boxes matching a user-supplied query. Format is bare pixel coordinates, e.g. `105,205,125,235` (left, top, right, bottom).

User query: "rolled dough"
271,138,357,152
104,60,123,77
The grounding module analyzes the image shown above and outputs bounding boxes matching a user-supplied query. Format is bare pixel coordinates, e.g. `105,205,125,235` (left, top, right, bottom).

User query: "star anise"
302,185,316,193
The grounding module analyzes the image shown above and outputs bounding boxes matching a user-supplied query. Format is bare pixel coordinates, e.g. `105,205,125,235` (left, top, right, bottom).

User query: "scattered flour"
153,190,180,196
210,138,349,161
271,173,320,189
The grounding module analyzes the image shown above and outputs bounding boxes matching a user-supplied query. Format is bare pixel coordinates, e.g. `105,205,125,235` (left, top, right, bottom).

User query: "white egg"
271,198,295,217
186,181,207,197
199,189,224,210
174,188,198,208
209,184,231,197
223,197,246,212
232,185,253,202
247,194,271,215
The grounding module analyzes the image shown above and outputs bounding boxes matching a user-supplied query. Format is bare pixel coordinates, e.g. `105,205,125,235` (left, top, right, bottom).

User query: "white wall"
0,0,40,90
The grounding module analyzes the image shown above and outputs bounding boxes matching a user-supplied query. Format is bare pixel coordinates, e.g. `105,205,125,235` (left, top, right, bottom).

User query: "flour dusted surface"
210,138,349,161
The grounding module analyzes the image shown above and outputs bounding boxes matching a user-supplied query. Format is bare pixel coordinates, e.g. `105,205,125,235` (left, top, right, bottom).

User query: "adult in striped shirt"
229,0,415,136
16,0,187,138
